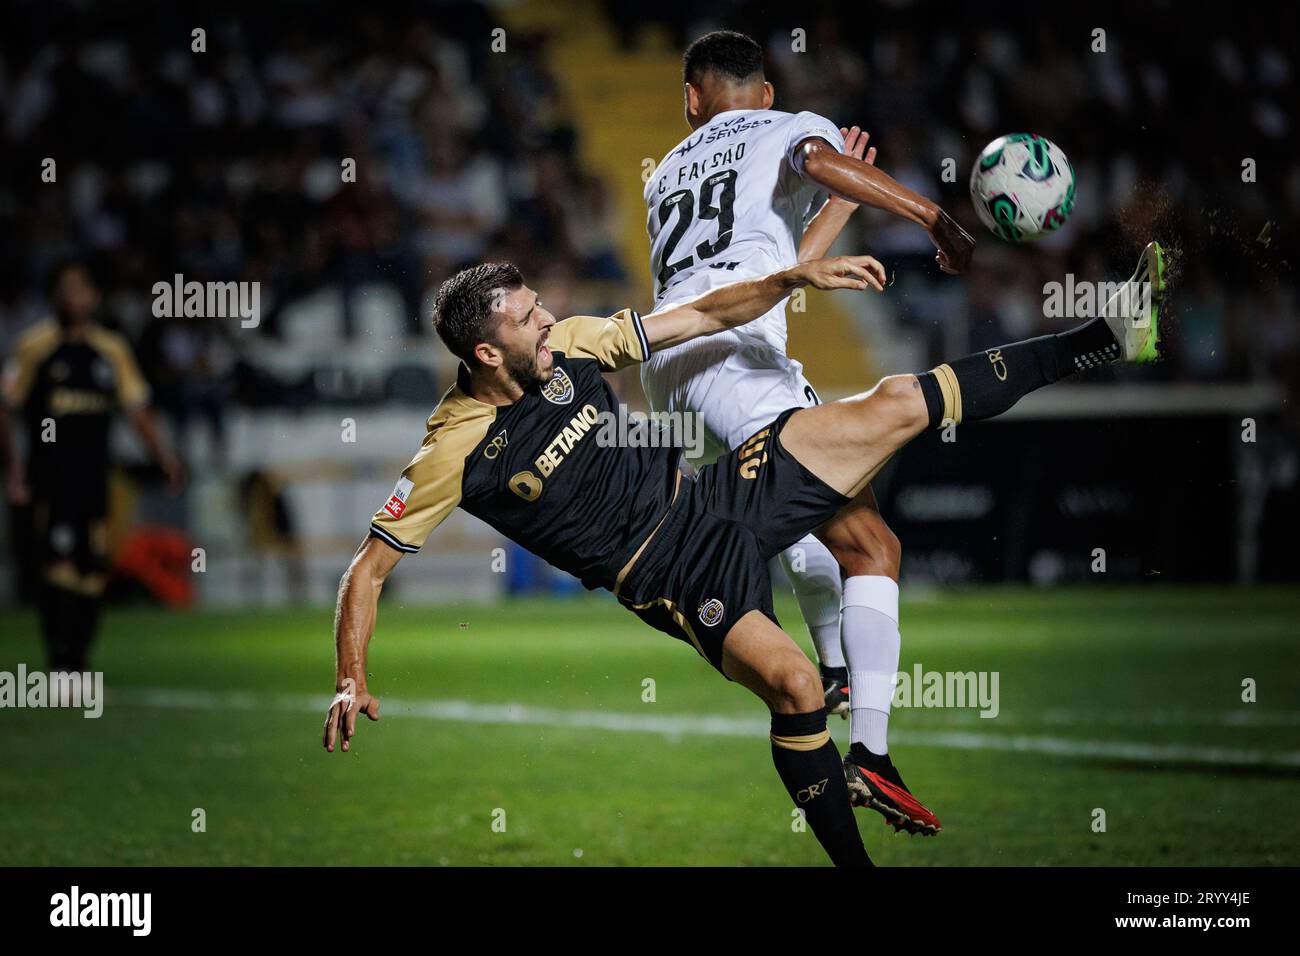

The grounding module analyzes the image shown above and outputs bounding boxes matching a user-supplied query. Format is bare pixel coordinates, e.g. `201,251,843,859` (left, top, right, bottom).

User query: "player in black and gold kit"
324,243,1167,866
2,259,184,673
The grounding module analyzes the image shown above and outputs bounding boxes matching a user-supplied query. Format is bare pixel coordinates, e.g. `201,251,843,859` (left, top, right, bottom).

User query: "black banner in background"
877,413,1298,584
0,867,1288,940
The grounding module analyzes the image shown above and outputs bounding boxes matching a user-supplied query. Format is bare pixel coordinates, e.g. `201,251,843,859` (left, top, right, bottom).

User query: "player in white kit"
641,31,974,835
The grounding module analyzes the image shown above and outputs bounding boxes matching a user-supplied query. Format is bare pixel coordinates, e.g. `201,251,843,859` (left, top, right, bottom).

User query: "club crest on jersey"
540,367,574,405
698,597,725,627
383,476,414,519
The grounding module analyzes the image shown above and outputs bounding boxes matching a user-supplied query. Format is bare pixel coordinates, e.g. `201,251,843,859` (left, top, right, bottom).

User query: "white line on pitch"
120,687,1300,771
901,708,1300,728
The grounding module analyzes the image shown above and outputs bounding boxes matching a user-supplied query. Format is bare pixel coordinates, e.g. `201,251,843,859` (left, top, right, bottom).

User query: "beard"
503,345,549,392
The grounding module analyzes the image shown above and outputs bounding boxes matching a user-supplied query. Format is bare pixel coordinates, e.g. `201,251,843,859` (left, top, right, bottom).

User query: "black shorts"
31,491,110,590
616,407,850,674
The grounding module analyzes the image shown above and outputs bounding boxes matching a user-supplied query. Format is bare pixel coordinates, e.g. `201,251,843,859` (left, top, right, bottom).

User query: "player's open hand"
797,255,886,292
843,126,877,167
826,126,877,212
322,676,381,753
929,208,976,275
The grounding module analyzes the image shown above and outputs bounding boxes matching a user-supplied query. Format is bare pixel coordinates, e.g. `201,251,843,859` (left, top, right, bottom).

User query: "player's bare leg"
775,240,1169,834
777,535,848,716
817,496,942,835
721,609,872,867
781,241,1168,497
780,375,929,499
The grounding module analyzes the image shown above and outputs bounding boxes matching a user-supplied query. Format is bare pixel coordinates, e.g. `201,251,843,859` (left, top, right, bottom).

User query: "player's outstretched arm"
798,126,876,263
795,137,975,275
642,255,886,352
0,402,27,505
127,405,186,493
323,535,401,753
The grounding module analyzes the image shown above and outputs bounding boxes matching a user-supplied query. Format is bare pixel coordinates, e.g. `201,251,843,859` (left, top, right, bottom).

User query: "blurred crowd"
0,0,629,455
2,0,1297,455
613,0,1300,396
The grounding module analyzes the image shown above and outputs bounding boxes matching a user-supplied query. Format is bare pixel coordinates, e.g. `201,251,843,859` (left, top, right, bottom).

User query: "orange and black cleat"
821,665,850,719
844,742,941,836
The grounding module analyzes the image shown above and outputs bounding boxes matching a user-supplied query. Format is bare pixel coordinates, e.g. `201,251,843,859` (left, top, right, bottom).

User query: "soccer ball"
969,134,1075,242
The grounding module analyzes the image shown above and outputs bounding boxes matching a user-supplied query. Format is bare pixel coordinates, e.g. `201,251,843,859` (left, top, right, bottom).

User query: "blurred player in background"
641,30,974,834
2,258,184,673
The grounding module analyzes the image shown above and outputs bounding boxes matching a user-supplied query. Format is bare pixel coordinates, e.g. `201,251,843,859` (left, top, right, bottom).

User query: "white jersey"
641,109,844,463
643,108,845,353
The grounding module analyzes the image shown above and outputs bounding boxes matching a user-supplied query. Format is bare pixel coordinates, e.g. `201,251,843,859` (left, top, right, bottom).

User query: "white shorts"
641,330,821,465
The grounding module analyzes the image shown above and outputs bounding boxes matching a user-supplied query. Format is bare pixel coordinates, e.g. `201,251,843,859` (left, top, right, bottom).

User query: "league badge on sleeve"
383,476,414,519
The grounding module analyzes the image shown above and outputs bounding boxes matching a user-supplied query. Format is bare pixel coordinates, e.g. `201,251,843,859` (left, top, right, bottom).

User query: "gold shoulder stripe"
370,383,497,553
2,319,61,407
547,310,647,371
87,326,149,408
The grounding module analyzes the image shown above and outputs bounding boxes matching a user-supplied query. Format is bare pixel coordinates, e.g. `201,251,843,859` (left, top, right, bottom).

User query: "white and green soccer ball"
969,133,1076,242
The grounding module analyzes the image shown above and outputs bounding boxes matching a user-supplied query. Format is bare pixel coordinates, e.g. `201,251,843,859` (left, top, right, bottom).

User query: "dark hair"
433,262,524,364
683,30,764,86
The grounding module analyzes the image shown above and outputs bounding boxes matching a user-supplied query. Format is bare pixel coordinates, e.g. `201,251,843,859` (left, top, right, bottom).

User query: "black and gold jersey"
369,308,678,591
2,318,149,501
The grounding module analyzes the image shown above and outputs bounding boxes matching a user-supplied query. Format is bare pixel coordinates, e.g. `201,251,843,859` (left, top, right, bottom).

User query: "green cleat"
1102,241,1167,364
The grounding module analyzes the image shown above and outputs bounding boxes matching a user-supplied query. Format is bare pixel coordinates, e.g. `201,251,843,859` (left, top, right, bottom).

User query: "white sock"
779,535,844,669
809,621,843,671
842,575,900,754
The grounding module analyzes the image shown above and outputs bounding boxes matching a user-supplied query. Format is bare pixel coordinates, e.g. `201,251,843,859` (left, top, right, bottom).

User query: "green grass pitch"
2,587,1297,866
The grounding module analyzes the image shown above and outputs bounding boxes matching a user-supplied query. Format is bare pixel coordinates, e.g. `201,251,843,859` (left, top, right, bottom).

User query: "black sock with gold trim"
917,318,1119,428
67,593,101,672
39,583,74,671
770,709,872,867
